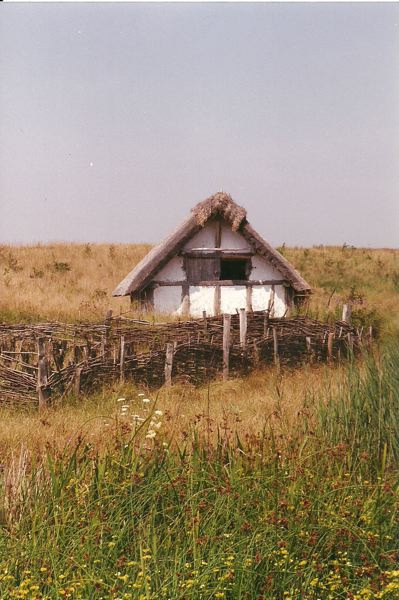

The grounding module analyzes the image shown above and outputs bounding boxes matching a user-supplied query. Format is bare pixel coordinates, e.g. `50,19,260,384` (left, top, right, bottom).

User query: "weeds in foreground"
0,346,397,599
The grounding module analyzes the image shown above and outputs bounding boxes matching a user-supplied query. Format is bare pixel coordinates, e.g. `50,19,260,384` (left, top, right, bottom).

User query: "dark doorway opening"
220,258,248,280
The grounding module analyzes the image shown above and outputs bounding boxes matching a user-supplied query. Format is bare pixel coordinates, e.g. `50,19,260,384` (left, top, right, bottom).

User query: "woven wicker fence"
0,311,369,408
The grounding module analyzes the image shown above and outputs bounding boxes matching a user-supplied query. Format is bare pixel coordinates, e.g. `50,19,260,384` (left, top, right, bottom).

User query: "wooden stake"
74,366,82,396
327,332,334,361
102,309,113,357
273,327,279,365
263,310,270,337
239,308,247,348
15,339,23,371
37,337,49,410
165,343,174,387
342,304,351,323
120,335,125,382
253,340,259,366
306,336,311,352
223,314,231,381
347,332,353,352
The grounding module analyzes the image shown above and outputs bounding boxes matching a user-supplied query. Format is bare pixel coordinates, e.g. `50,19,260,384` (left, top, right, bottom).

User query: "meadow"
0,243,398,330
0,243,398,599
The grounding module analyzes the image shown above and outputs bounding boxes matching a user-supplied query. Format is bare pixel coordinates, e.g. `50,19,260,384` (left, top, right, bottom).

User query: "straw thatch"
193,191,246,231
113,192,311,297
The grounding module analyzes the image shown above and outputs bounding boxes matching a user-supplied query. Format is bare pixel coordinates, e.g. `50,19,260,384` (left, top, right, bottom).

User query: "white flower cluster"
116,393,163,441
146,409,163,440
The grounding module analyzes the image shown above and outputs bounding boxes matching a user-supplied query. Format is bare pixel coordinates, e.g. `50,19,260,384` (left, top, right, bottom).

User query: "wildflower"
154,410,163,416
138,393,145,397
117,398,126,402
142,398,150,404
146,430,156,439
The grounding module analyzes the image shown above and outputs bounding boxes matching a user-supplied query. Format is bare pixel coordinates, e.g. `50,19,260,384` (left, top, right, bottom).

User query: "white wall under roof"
155,256,185,281
220,222,251,249
149,219,288,316
152,284,287,317
189,286,216,316
183,220,251,251
153,286,183,314
183,221,216,249
250,255,282,280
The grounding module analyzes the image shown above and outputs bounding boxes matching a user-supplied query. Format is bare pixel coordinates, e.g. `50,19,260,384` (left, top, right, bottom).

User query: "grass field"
0,244,398,599
0,243,398,331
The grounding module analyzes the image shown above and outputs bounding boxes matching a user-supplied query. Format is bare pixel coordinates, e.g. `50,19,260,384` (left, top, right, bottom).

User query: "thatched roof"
113,192,311,296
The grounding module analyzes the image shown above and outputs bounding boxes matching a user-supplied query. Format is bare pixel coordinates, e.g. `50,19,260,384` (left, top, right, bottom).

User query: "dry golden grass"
0,243,150,322
0,242,397,325
0,242,397,469
280,245,399,325
0,362,343,463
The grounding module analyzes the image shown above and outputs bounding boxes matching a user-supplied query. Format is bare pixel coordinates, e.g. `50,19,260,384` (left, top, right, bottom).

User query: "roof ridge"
192,192,247,231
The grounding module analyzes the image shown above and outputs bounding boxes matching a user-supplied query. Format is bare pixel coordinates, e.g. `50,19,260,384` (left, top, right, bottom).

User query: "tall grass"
0,244,398,332
0,347,397,599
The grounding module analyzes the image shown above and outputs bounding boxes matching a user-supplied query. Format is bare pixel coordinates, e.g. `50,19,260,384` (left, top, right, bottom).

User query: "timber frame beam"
150,279,288,287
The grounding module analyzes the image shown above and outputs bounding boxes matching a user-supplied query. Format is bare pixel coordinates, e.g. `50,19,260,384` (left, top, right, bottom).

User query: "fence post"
74,366,82,396
253,340,260,366
342,304,351,323
239,308,247,348
165,343,174,387
347,332,353,352
305,336,311,353
37,337,50,410
327,332,334,361
368,325,373,346
263,310,270,337
102,309,113,357
120,335,125,382
223,314,231,381
273,327,279,366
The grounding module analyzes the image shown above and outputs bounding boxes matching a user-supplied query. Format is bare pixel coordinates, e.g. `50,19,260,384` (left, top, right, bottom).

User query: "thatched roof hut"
113,192,311,317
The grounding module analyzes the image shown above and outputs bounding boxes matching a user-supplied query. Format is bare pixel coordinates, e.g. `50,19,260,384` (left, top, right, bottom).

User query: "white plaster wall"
250,255,282,280
274,285,287,317
252,285,272,311
220,286,247,314
154,256,185,281
153,283,287,317
183,222,216,249
153,286,183,314
189,286,216,317
220,222,251,249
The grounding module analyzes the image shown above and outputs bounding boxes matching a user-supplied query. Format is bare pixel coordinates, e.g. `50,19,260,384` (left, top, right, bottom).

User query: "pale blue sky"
1,2,398,247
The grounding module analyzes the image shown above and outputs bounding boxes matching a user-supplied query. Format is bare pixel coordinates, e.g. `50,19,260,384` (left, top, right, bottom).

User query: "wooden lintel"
151,279,287,287
181,249,253,258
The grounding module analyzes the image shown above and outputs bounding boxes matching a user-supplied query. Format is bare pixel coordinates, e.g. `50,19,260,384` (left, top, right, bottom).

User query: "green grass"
0,345,398,599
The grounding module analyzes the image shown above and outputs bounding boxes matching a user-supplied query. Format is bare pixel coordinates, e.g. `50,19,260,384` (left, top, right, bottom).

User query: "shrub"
52,261,71,273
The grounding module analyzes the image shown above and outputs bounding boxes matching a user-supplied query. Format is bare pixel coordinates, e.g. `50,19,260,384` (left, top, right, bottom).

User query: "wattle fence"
0,310,370,408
